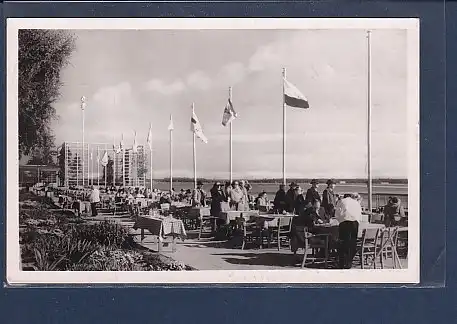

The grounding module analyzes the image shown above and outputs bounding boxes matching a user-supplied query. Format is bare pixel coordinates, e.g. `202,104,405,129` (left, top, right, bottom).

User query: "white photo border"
6,18,420,285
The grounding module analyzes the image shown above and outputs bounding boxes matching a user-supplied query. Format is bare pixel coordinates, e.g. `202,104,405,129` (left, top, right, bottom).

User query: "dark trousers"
91,202,98,217
338,221,359,269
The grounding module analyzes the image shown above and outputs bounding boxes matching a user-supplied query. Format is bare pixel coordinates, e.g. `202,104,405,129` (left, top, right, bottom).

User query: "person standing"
286,182,299,213
191,181,207,207
305,179,321,205
322,179,337,221
229,181,244,211
335,193,362,269
273,184,287,213
89,185,100,217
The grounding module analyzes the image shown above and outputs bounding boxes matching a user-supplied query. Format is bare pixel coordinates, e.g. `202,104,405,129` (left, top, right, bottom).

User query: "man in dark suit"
322,179,337,220
305,179,321,205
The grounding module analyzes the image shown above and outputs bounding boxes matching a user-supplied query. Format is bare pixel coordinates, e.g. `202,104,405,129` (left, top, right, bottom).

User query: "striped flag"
147,123,153,151
284,78,309,109
222,98,237,126
100,151,109,167
133,131,138,153
191,110,208,144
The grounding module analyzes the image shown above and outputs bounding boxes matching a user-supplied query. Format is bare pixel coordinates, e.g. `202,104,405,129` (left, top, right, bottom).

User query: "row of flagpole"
77,31,372,211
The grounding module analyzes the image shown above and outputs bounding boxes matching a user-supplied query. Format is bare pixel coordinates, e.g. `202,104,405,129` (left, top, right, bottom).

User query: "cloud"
217,62,247,86
186,71,212,91
144,78,186,95
93,82,132,105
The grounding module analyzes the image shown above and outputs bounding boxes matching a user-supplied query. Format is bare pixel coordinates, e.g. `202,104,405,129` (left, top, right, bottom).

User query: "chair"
269,217,293,251
198,213,219,240
240,215,264,250
357,228,380,269
301,229,331,269
377,227,401,269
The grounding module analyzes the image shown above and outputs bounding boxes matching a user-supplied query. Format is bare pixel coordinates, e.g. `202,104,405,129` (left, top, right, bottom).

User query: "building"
19,165,60,187
60,142,147,188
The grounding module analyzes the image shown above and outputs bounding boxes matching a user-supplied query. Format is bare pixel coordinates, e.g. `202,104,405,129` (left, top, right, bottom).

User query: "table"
252,213,297,229
314,222,385,240
219,210,260,225
133,215,187,252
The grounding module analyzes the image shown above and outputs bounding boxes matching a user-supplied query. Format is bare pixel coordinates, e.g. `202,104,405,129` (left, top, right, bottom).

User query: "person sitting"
383,196,406,227
273,184,287,213
191,181,207,207
255,191,270,212
290,199,321,254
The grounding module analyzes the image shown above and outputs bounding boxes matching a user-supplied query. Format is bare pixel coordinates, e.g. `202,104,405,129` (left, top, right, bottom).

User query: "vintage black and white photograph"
7,18,419,284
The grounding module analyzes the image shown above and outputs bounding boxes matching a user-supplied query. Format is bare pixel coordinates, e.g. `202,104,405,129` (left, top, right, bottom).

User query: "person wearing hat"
191,180,207,207
229,181,244,210
286,182,299,213
322,179,337,220
305,179,321,206
273,184,288,213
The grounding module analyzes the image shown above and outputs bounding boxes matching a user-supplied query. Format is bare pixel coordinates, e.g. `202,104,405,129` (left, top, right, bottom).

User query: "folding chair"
358,228,381,269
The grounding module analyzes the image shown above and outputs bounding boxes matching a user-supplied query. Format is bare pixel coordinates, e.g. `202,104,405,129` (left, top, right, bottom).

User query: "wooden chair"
198,213,219,240
301,229,331,268
358,228,380,269
269,217,293,251
376,227,401,269
240,216,263,250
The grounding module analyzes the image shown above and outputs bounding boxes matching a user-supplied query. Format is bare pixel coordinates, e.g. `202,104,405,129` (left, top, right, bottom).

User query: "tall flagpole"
81,96,86,187
105,144,108,188
122,135,126,188
282,68,287,186
192,103,197,189
88,144,91,186
113,136,116,187
367,30,373,212
97,146,100,186
169,115,173,192
229,86,233,183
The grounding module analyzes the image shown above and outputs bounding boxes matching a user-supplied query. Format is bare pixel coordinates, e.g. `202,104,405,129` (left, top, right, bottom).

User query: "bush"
68,221,135,249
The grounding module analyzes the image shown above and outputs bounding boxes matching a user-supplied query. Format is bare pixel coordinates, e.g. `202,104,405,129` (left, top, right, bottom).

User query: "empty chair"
358,228,380,269
301,228,331,269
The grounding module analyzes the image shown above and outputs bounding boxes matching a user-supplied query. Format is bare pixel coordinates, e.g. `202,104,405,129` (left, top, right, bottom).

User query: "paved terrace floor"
88,210,408,271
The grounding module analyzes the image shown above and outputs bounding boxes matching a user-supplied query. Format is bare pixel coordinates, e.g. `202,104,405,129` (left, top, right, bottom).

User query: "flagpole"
170,115,173,192
104,144,108,188
97,146,100,186
192,103,197,189
229,86,233,183
88,144,91,186
282,68,287,186
367,30,373,212
82,100,85,188
122,134,126,188
113,136,116,187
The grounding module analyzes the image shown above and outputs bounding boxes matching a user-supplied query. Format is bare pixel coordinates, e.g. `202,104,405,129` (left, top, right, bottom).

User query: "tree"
18,30,75,159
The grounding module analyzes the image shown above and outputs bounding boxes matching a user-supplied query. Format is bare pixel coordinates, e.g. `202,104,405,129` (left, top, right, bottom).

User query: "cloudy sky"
51,28,408,179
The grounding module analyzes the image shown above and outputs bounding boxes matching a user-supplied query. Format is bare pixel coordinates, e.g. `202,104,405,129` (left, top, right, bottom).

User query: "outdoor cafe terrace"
28,185,408,270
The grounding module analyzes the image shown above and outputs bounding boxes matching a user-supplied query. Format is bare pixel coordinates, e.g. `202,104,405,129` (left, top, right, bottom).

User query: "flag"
133,131,138,153
283,78,309,109
191,110,208,144
112,137,117,152
81,96,86,110
119,133,124,152
168,115,174,131
100,151,109,167
222,98,237,126
147,123,153,151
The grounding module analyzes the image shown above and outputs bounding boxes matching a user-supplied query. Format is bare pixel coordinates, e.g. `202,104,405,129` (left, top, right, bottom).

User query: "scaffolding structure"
61,142,146,188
